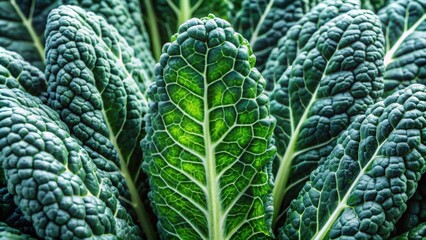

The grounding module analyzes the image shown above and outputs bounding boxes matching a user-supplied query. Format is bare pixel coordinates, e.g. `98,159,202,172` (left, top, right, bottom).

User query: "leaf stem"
101,109,156,240
178,0,192,28
144,0,162,60
10,0,44,64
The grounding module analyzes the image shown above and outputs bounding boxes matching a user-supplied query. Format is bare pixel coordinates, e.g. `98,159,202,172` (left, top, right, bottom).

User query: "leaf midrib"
70,9,155,239
312,140,386,239
203,47,222,240
10,0,44,64
250,0,275,47
383,12,426,67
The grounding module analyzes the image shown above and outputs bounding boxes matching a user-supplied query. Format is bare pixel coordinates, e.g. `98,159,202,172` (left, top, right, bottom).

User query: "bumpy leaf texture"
391,222,426,239
270,9,384,226
61,0,156,81
44,5,155,239
0,46,47,237
281,84,426,239
0,222,36,240
0,86,141,239
262,0,361,92
234,0,319,72
0,0,57,70
0,46,47,102
392,174,426,236
142,15,276,239
380,0,426,97
0,187,36,237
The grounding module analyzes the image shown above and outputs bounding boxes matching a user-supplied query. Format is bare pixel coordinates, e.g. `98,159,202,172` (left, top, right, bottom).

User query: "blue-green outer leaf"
270,9,385,226
234,0,319,72
0,0,57,70
380,0,426,97
0,86,141,239
391,222,426,240
61,0,156,82
262,0,361,92
281,84,426,239
44,6,155,239
0,222,36,240
143,15,276,239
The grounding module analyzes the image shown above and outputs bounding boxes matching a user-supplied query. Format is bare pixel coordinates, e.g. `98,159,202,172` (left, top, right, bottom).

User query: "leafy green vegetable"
361,0,393,12
380,0,426,97
61,0,156,80
44,5,156,239
391,222,426,240
143,0,228,60
270,9,385,226
262,0,360,92
0,222,35,240
0,0,57,70
234,0,318,72
392,174,426,236
142,14,276,239
0,47,47,103
0,187,36,238
0,86,141,239
281,84,426,239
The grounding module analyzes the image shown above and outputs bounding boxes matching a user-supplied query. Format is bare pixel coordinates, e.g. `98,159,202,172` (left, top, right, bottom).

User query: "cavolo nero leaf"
44,5,155,239
0,0,57,70
0,46,48,237
380,0,426,97
61,0,156,81
234,0,319,72
0,86,141,239
391,222,426,240
281,84,426,239
270,9,385,226
361,0,393,12
142,15,276,239
0,222,36,240
391,174,426,236
262,0,361,92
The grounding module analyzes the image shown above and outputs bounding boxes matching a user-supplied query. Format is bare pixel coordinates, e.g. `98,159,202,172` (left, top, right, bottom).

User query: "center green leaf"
142,15,276,240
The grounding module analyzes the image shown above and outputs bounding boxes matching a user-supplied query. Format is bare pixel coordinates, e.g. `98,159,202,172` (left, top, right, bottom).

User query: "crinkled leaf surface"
0,0,57,69
0,222,36,240
1,172,35,238
391,222,426,240
380,0,426,97
0,46,47,238
44,5,155,239
61,0,156,81
392,174,426,236
0,86,141,239
234,0,318,72
281,84,426,239
0,47,47,103
262,0,360,92
270,9,384,226
142,15,276,240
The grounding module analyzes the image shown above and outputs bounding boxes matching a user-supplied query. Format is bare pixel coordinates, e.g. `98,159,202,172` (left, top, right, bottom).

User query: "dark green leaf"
44,6,156,239
281,84,426,239
270,9,385,227
0,86,141,239
380,0,426,97
262,0,360,92
0,0,57,69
